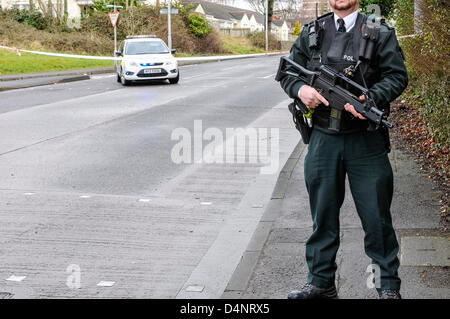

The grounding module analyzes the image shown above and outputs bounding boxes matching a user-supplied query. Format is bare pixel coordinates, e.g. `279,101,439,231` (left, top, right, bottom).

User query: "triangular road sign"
108,12,120,28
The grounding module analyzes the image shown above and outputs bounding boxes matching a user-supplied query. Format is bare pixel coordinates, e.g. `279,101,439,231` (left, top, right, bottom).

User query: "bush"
0,5,224,56
359,0,395,18
246,31,280,51
9,8,48,30
81,5,222,54
394,0,449,145
187,13,212,38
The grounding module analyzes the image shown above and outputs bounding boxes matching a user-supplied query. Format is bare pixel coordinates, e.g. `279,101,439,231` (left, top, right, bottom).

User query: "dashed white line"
97,281,115,287
183,73,209,80
91,74,116,80
6,275,26,282
260,73,277,79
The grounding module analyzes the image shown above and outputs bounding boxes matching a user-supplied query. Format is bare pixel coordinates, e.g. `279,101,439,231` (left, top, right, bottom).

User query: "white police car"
115,35,179,86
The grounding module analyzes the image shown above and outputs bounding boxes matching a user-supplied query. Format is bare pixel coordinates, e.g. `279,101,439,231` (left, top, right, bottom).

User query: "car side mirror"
115,51,122,57
171,49,176,54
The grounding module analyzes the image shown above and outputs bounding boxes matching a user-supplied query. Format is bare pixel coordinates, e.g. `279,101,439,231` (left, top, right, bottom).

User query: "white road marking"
97,281,115,287
91,74,115,80
200,202,212,205
183,73,209,80
138,198,151,202
186,285,204,292
6,275,26,282
23,192,35,195
80,195,91,198
260,73,277,79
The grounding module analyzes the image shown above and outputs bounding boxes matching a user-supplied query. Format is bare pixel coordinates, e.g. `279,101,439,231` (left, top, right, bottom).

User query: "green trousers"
304,128,401,290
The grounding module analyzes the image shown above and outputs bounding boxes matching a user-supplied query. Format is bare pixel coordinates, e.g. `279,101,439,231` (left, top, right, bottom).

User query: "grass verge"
0,49,114,76
219,34,265,54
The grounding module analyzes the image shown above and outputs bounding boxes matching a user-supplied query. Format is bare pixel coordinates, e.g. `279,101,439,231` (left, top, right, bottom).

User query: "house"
0,0,92,25
182,0,288,40
271,19,289,41
182,0,264,32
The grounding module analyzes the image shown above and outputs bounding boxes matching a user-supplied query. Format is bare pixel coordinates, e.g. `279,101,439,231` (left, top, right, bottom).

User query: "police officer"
280,0,408,299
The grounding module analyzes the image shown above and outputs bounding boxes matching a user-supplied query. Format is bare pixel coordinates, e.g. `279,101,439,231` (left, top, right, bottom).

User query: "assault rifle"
275,56,392,131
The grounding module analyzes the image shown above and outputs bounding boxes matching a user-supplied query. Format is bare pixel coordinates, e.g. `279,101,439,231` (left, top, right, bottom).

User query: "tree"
293,21,301,35
274,0,302,20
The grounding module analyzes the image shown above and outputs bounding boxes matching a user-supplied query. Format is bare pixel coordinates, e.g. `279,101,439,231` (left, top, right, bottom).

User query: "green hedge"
394,0,449,146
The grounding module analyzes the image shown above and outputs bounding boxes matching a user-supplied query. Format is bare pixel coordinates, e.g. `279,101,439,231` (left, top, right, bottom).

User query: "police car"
115,35,179,86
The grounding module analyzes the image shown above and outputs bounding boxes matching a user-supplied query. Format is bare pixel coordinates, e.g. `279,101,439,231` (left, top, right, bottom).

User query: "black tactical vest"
307,13,381,134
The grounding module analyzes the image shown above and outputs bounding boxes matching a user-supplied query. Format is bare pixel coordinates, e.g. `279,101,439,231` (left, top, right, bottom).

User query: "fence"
219,28,251,38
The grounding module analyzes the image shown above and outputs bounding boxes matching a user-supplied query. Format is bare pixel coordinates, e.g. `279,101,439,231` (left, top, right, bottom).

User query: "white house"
271,20,289,41
0,0,91,26
182,0,289,40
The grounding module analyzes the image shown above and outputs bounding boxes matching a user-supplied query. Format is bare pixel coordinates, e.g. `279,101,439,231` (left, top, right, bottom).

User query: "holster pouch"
288,101,312,144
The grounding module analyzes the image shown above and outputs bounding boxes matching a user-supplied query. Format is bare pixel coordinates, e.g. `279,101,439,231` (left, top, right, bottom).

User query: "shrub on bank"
247,31,280,51
394,0,449,146
9,8,48,30
0,10,113,55
80,5,222,54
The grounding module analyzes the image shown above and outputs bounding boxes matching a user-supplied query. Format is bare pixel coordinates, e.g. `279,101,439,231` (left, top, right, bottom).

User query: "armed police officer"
279,0,408,299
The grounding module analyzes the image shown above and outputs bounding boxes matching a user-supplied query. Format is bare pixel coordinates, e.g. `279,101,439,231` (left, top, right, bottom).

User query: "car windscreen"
125,41,169,55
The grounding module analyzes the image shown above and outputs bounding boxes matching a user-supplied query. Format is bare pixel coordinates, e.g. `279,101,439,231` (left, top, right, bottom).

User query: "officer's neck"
333,6,359,19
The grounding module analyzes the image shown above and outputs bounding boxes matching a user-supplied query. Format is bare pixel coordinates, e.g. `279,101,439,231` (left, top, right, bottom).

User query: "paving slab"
225,139,450,299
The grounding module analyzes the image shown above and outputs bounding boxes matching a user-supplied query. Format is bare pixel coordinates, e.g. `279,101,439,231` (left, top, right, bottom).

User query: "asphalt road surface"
0,55,291,298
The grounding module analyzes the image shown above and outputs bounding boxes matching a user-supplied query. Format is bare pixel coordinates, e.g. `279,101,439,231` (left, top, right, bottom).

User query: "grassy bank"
220,34,265,54
0,33,267,75
0,49,114,75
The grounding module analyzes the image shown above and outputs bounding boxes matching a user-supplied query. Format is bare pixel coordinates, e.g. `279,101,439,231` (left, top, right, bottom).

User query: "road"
0,55,295,298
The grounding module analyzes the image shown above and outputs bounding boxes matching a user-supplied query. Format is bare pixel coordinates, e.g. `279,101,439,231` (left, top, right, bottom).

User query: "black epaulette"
307,12,333,49
306,12,333,49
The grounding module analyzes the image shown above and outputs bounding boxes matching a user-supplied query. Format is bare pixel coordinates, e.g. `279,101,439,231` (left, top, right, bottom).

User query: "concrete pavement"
1,54,448,299
223,138,450,299
0,55,301,298
0,67,115,92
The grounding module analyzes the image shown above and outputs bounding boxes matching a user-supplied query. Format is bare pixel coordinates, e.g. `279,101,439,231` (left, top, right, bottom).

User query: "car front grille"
136,69,168,78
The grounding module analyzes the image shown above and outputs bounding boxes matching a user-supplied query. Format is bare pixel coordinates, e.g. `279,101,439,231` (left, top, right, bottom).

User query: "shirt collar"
334,10,359,32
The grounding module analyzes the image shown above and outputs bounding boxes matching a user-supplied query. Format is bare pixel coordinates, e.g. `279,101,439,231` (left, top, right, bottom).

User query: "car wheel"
169,72,179,84
120,69,130,86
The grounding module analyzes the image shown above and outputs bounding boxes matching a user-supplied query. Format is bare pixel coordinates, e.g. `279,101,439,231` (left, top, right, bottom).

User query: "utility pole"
107,2,123,52
265,0,268,52
168,0,172,50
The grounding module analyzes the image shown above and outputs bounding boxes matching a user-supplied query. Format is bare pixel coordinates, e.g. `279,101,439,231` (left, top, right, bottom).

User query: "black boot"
288,283,337,299
378,290,402,299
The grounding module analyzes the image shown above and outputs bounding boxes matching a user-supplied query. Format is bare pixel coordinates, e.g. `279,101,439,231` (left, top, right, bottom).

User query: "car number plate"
144,69,161,74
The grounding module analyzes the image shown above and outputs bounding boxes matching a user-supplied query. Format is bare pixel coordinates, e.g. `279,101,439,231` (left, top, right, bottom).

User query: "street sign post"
106,3,123,53
159,2,178,50
160,8,178,14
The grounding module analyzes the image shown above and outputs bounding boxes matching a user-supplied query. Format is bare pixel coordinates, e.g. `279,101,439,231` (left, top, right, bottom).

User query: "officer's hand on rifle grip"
298,85,329,108
344,95,367,120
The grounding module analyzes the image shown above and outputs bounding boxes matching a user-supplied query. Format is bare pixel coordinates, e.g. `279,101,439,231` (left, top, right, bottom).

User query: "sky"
218,0,253,10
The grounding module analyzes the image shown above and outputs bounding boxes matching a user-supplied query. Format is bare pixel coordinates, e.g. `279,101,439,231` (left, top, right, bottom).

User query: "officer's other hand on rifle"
344,95,367,120
298,85,329,108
